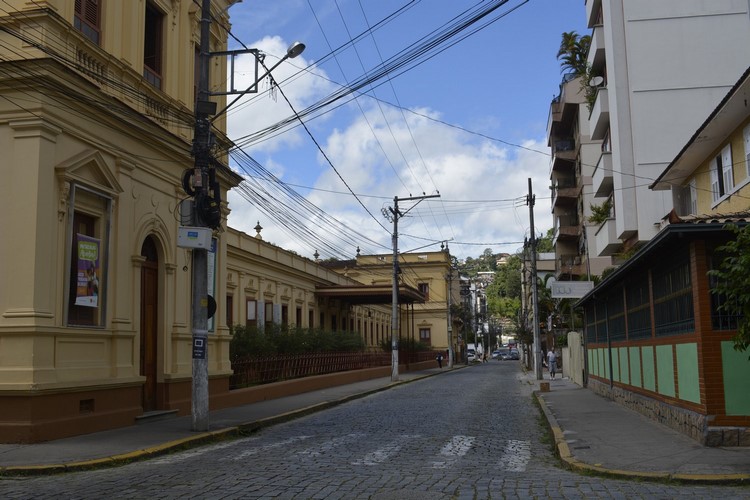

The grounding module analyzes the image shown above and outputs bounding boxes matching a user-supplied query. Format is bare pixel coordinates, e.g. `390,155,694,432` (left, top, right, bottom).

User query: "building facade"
583,0,750,257
578,65,750,447
548,73,612,279
0,0,398,443
323,250,457,355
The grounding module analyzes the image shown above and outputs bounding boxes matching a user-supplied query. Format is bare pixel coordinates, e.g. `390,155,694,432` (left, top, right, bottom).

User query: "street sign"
192,336,206,359
550,281,594,298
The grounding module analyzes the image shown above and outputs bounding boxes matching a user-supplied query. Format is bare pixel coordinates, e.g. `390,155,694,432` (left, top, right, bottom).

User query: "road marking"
431,435,475,469
296,433,363,458
150,440,241,465
498,439,531,472
228,435,313,460
351,439,404,465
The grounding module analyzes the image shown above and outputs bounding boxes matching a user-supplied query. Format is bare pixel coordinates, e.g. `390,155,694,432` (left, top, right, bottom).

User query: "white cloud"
225,39,554,262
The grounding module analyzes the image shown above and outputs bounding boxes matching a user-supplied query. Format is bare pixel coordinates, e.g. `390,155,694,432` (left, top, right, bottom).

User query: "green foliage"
536,228,555,253
709,224,750,354
557,31,591,75
588,200,612,225
229,324,365,359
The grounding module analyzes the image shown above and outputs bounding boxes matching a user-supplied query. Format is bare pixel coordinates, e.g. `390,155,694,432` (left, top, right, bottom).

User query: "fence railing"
230,350,442,389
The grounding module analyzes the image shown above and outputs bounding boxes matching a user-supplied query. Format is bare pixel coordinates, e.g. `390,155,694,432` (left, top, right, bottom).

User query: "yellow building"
0,1,422,444
324,250,458,354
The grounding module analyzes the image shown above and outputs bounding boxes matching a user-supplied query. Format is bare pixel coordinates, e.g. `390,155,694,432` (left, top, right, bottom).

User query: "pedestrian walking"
547,349,557,380
436,353,443,369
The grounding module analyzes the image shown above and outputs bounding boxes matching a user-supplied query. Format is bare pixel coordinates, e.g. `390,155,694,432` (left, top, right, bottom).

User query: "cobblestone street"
2,363,749,499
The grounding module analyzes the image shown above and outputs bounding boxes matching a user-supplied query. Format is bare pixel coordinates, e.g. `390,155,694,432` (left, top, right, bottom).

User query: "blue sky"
222,0,589,261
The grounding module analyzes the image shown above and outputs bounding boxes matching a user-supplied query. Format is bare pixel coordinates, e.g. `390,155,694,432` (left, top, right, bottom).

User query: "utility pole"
386,193,440,382
527,178,542,380
189,0,216,432
446,264,454,368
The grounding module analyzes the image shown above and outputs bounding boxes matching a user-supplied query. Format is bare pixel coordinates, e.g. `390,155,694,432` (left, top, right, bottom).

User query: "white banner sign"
550,281,594,299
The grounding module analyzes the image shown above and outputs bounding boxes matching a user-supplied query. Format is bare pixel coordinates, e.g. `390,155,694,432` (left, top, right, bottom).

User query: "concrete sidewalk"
1,365,749,483
533,375,750,483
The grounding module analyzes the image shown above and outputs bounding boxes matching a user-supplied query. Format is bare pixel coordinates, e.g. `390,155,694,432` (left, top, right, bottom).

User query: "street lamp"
213,41,306,120
189,1,305,430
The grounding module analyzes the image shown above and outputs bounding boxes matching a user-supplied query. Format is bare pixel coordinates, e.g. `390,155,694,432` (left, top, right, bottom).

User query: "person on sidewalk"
436,353,443,369
547,349,557,380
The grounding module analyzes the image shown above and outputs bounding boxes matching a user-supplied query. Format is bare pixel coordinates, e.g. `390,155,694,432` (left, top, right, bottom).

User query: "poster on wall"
75,234,100,308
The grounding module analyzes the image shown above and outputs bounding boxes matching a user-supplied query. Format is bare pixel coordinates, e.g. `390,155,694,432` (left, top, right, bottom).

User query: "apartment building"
582,0,750,259
548,73,612,279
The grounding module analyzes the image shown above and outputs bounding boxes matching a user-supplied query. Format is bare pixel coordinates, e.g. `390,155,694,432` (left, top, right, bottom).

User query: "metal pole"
190,0,212,432
528,178,543,380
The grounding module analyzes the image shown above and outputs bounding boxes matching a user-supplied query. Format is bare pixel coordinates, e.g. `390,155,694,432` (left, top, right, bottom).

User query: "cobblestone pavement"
2,362,749,499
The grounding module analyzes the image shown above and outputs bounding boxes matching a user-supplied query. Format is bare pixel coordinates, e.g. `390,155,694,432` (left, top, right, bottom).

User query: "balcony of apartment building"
551,176,582,209
557,254,585,279
590,86,609,141
592,150,613,197
586,0,602,29
553,213,581,244
587,23,605,71
594,216,620,256
550,138,577,173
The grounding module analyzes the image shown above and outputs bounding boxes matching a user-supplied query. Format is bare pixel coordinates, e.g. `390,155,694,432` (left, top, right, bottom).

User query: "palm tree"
557,31,591,75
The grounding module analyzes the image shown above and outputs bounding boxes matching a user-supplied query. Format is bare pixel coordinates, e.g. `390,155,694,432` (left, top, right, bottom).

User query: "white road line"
431,435,475,469
228,435,313,461
296,433,363,458
498,439,531,472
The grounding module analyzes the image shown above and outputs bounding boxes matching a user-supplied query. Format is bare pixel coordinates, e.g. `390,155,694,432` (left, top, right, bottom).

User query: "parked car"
467,349,477,362
509,348,520,360
491,350,501,359
496,347,510,360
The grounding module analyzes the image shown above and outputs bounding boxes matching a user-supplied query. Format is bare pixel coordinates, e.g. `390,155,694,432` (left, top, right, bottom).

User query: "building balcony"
594,217,620,256
551,179,581,208
557,254,585,279
590,87,609,141
550,139,576,172
587,24,605,72
554,215,581,243
593,151,613,197
586,0,602,28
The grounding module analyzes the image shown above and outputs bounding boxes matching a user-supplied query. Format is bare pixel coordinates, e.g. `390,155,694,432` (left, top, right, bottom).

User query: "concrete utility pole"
387,194,440,382
189,0,215,432
527,178,542,380
446,265,454,368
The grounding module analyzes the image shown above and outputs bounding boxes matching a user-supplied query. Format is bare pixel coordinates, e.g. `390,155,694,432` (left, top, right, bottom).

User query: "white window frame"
744,124,750,178
721,144,733,194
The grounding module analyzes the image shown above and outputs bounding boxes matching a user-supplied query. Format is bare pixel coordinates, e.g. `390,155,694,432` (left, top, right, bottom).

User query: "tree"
556,31,598,111
557,31,591,75
709,224,750,353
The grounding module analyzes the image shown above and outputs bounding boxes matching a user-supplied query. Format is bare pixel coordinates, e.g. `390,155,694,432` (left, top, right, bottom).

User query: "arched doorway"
140,236,159,412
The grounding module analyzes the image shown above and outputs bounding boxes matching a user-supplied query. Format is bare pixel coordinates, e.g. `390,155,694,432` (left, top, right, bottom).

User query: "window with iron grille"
584,303,597,344
652,252,694,336
607,290,625,341
625,274,651,339
74,0,100,45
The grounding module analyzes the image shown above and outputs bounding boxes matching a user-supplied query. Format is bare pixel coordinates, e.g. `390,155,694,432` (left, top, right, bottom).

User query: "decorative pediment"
55,149,123,197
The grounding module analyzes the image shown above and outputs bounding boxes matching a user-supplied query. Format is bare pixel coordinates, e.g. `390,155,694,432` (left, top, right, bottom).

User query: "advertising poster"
75,234,100,308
